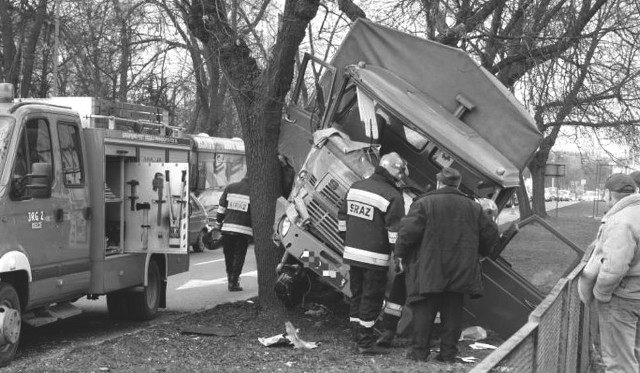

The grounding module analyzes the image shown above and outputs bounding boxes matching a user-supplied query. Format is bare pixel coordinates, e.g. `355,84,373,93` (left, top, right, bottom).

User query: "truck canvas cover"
346,64,522,186
324,19,542,173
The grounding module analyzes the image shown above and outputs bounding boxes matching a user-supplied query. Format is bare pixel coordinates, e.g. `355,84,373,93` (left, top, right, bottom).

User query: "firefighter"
338,152,407,355
213,176,252,292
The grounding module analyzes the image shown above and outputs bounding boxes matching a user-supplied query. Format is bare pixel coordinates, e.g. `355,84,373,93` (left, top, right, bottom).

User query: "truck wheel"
106,291,129,320
0,283,21,367
193,231,206,253
128,260,161,320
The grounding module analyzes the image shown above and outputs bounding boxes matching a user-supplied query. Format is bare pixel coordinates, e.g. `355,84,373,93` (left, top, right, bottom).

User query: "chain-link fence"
471,262,598,373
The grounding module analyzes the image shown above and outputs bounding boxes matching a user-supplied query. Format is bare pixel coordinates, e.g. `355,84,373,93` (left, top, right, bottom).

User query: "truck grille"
307,199,343,254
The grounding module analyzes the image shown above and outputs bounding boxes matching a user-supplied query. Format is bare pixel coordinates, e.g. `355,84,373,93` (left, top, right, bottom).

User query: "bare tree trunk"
516,174,532,219
19,0,48,97
0,0,18,84
113,0,130,101
187,0,319,307
530,154,548,217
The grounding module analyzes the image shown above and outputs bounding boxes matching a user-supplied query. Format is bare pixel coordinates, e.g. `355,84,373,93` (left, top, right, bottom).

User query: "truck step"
22,302,82,327
49,302,83,319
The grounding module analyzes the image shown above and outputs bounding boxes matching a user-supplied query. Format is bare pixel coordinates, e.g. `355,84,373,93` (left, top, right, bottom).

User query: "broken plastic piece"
458,356,479,363
469,342,497,350
258,322,319,349
459,326,487,341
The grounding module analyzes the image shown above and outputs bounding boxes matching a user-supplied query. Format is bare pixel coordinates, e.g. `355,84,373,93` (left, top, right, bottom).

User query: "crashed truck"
272,19,585,340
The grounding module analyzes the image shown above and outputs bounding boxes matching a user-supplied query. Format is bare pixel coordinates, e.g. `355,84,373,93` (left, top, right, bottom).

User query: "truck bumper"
277,218,352,297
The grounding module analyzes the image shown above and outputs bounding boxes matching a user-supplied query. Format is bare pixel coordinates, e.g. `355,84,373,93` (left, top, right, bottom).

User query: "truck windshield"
0,117,14,175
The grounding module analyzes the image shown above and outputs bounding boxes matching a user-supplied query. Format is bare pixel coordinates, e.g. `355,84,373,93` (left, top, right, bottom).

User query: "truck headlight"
280,216,292,237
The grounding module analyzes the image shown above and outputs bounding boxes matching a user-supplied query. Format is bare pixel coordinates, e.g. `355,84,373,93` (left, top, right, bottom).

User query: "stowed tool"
166,170,180,248
136,202,151,250
152,172,165,227
172,170,188,248
126,179,139,211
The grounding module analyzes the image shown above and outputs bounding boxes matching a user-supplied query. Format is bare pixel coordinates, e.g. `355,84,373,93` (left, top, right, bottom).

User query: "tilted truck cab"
0,83,190,366
273,20,584,340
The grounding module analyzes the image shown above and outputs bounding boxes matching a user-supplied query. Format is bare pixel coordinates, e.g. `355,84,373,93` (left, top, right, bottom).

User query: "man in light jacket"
579,173,640,373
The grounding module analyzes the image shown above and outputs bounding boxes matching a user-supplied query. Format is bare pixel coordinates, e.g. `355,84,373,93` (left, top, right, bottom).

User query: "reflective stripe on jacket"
216,178,253,237
338,166,404,270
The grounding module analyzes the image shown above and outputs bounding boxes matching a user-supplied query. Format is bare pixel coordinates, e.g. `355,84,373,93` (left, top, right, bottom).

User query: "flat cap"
436,167,462,186
604,173,636,193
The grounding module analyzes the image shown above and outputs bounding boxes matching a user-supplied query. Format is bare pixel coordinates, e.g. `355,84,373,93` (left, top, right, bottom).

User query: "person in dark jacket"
214,176,252,292
395,167,499,362
338,152,407,355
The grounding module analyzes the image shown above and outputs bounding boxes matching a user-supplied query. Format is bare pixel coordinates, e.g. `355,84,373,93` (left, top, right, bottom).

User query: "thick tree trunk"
187,0,320,307
529,151,548,217
19,0,48,97
516,174,532,219
0,0,18,84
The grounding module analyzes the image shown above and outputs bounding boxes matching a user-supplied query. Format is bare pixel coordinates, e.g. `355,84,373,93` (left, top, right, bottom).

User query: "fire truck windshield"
0,117,14,176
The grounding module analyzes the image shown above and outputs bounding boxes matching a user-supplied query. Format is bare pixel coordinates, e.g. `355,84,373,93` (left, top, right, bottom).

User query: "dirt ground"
3,202,602,373
5,299,503,373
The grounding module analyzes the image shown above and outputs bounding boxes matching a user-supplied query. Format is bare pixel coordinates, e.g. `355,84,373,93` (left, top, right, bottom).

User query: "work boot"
376,329,395,347
228,275,243,292
357,326,388,355
227,274,234,291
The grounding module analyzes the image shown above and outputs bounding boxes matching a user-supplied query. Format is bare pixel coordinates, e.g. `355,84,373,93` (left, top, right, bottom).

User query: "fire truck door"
53,119,91,299
7,117,74,306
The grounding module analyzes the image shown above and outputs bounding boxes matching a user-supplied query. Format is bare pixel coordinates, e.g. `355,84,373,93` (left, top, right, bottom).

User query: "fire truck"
273,20,584,339
0,83,190,365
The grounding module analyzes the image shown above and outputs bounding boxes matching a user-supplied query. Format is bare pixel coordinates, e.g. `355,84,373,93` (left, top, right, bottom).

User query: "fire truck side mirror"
26,162,52,199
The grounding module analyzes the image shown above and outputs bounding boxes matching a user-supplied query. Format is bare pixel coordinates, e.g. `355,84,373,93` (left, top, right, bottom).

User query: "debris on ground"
458,356,479,363
258,322,319,349
284,321,319,349
180,325,236,337
303,303,331,317
459,326,487,341
469,342,497,350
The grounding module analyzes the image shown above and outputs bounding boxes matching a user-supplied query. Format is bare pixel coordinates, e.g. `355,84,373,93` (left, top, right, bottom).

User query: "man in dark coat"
394,167,499,362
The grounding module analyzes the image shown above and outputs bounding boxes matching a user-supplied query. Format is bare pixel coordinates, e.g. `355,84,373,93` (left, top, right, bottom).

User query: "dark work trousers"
381,272,406,331
410,292,463,360
221,233,250,278
349,265,387,327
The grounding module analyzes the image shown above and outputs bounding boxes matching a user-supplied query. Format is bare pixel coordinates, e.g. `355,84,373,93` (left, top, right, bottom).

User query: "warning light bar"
0,83,14,103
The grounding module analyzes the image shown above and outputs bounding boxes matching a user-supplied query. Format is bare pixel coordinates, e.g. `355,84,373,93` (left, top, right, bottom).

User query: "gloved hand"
394,257,404,274
212,221,222,231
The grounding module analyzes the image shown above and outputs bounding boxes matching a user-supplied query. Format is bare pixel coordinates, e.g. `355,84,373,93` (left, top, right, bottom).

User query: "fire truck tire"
106,291,129,320
128,260,161,320
0,283,21,367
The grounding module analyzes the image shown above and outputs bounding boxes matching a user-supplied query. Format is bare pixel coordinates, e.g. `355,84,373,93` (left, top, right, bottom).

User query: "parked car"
557,189,572,201
189,192,215,252
196,188,223,216
544,187,558,201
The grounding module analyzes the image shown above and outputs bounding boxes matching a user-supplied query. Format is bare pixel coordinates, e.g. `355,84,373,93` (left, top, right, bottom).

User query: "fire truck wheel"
129,260,161,320
0,283,21,367
106,291,129,320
